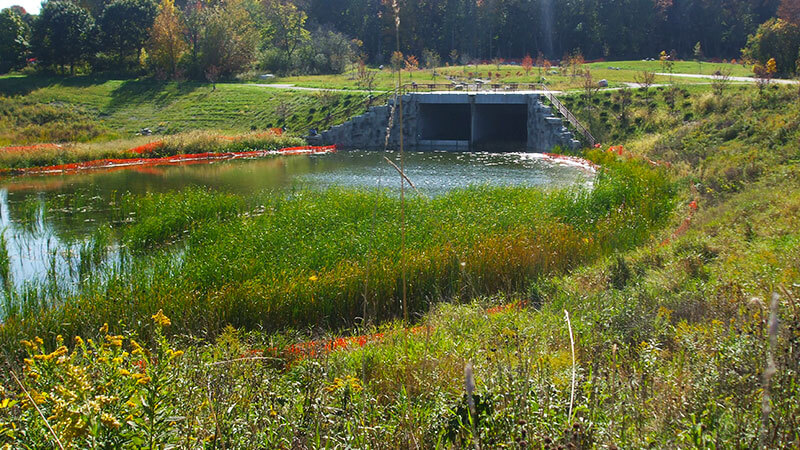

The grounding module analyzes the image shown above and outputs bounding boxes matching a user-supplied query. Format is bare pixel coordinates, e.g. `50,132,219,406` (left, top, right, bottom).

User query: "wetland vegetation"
0,65,798,447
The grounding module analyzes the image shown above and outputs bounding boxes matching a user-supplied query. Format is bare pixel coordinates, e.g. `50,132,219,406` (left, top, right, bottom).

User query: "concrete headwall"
313,93,581,152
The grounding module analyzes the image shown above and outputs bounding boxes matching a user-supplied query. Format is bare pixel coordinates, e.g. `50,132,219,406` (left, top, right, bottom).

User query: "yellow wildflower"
20,340,35,351
29,390,46,405
74,336,84,346
152,309,171,327
309,275,318,282
106,335,124,347
100,413,121,429
112,357,123,365
118,369,131,376
34,336,43,346
132,373,151,385
130,339,144,355
100,323,109,334
125,400,136,408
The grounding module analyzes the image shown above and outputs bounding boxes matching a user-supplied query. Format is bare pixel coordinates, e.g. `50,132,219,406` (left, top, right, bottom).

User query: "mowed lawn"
0,75,373,145
258,60,754,91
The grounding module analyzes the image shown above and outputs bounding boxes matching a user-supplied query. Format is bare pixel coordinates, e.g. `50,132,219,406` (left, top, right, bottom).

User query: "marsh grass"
0,156,675,353
0,131,305,170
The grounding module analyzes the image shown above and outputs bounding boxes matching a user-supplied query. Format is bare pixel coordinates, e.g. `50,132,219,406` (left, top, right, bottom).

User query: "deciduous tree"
261,0,310,72
147,0,187,79
0,8,29,73
522,53,533,76
99,0,158,67
743,18,800,75
32,1,96,73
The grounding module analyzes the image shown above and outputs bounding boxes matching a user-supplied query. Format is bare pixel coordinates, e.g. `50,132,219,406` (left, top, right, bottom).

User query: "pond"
0,150,594,300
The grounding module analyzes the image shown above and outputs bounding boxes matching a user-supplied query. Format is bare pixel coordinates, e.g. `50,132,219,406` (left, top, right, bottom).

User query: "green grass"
0,155,675,352
584,59,754,77
256,60,754,92
0,76,377,145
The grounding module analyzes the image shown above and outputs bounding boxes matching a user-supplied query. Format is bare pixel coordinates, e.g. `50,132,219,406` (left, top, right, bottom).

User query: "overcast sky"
1,0,42,14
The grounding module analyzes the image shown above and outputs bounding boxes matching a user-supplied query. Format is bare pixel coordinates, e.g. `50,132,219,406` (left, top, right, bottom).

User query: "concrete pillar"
469,94,477,151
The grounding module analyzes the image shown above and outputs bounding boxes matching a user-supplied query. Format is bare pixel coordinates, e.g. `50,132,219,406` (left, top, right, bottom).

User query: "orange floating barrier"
2,145,337,176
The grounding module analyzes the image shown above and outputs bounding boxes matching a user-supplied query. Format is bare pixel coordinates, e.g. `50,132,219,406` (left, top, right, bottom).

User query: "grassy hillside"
0,75,376,146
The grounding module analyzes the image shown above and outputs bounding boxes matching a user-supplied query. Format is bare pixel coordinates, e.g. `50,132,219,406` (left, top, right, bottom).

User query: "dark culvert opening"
472,104,528,151
419,104,471,141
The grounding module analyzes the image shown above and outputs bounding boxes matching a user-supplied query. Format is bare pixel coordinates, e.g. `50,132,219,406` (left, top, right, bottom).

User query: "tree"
711,68,732,96
32,1,96,73
0,8,29,73
99,0,158,68
356,59,376,93
261,0,310,73
182,0,205,71
522,53,533,76
390,50,404,73
421,48,440,81
582,70,600,107
743,18,800,76
536,51,544,78
613,87,632,123
449,49,458,65
294,26,358,75
754,62,769,94
199,0,258,78
634,70,656,104
404,54,419,79
693,41,703,72
660,50,674,81
205,64,220,90
778,0,800,25
147,0,187,79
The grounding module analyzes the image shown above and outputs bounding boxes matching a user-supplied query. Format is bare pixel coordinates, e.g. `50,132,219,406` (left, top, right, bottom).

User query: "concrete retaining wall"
311,93,582,151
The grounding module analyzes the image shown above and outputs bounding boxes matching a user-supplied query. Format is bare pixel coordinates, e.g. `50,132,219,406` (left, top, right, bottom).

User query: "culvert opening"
472,104,528,151
419,103,471,141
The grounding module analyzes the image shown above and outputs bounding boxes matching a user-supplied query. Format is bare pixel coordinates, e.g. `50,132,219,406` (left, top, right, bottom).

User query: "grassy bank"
0,76,376,146
0,131,306,170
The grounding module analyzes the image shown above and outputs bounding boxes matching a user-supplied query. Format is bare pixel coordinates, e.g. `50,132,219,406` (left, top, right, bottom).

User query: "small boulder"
598,79,609,88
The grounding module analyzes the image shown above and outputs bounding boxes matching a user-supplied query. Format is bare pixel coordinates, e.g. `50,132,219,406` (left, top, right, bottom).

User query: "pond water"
0,150,593,300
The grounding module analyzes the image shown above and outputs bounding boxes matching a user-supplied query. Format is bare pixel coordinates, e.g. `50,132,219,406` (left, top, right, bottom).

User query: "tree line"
1,0,799,79
0,0,359,78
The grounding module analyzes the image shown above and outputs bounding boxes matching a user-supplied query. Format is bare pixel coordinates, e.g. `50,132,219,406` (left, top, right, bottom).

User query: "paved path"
655,72,799,85
251,83,377,93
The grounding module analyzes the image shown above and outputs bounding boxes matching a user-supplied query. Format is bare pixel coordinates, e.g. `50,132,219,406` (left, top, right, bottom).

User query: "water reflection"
0,150,593,296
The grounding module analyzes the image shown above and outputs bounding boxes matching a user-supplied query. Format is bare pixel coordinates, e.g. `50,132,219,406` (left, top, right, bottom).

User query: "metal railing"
399,81,544,93
538,85,597,148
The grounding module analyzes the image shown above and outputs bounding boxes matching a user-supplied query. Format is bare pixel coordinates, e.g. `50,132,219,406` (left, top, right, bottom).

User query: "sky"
1,0,42,14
